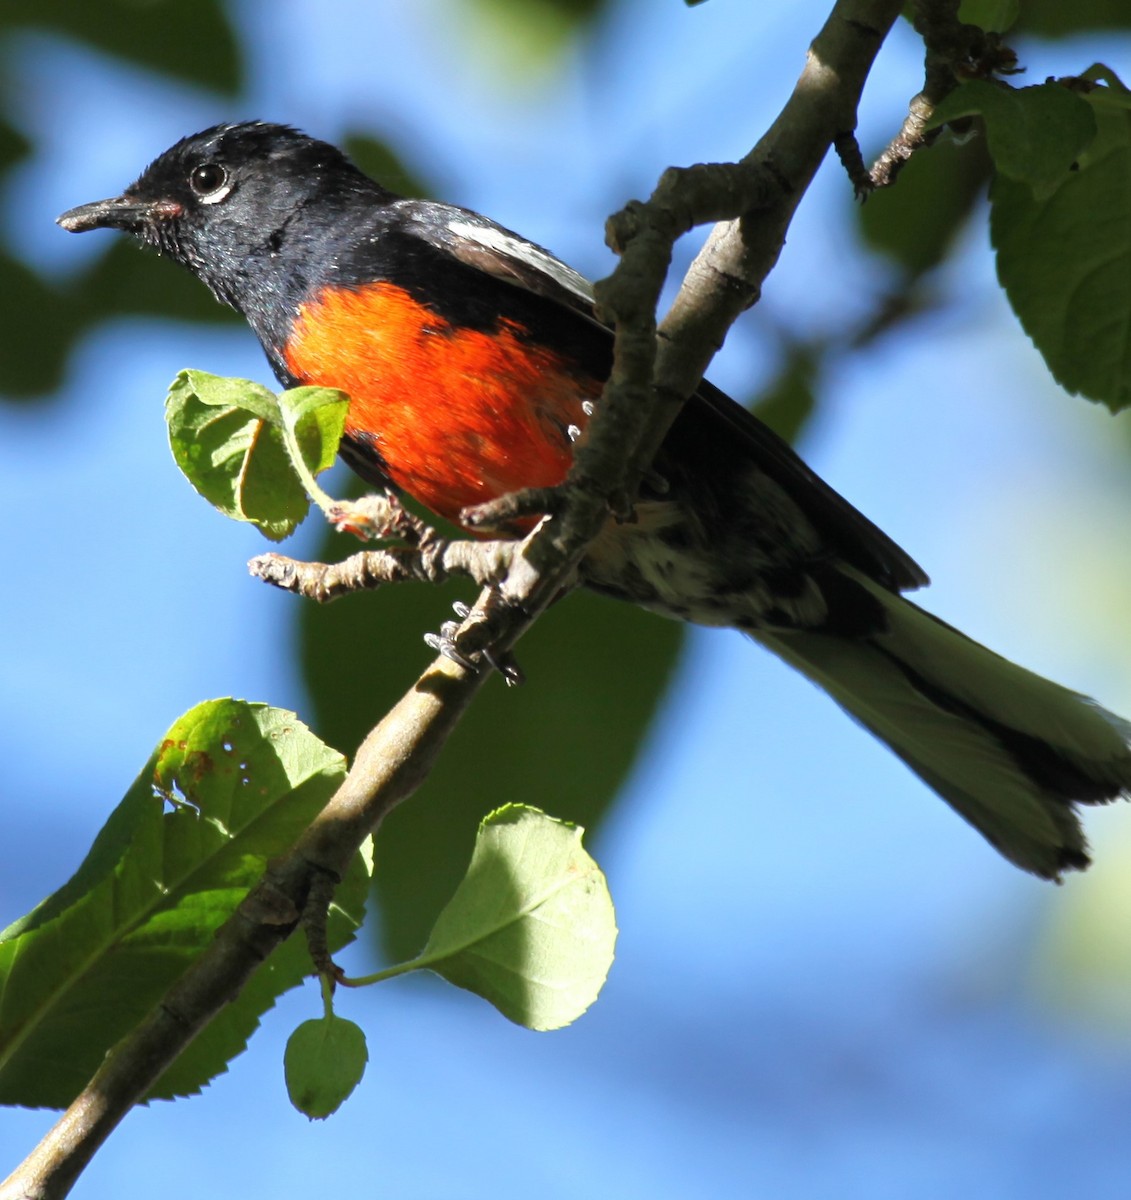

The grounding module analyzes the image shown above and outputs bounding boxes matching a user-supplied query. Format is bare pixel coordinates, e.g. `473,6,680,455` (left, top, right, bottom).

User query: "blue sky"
5,2,1131,1196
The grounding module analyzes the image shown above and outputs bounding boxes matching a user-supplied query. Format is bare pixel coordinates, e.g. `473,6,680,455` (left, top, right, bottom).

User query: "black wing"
390,198,929,594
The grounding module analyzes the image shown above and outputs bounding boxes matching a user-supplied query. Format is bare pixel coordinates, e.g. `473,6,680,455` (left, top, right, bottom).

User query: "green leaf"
418,805,616,1031
285,1014,368,1119
0,699,366,1109
957,0,1019,32
929,80,1097,196
165,370,348,541
991,82,1131,410
277,385,352,512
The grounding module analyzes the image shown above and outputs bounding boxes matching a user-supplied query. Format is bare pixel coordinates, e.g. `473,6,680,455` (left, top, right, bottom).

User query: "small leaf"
0,700,365,1109
164,370,347,541
419,805,616,1031
276,385,351,513
285,1014,368,1119
991,82,1131,410
929,80,1097,196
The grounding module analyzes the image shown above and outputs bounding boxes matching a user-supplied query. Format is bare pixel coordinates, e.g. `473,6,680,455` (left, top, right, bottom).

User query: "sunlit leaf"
0,700,364,1109
419,805,616,1030
165,370,347,540
285,1013,368,1119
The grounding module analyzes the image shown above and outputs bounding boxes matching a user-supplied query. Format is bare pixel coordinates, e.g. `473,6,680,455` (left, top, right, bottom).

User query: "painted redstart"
58,121,1131,878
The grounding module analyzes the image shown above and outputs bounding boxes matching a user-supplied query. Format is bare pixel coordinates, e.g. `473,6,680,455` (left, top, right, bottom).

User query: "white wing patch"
446,218,595,306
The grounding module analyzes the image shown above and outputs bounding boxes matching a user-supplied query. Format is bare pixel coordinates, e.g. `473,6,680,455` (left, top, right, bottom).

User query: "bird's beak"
56,194,183,234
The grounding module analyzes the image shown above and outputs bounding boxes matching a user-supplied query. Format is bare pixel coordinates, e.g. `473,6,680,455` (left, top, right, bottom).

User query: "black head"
57,122,386,309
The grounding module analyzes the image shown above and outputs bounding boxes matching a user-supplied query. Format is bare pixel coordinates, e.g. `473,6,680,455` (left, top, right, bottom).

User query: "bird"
57,120,1131,880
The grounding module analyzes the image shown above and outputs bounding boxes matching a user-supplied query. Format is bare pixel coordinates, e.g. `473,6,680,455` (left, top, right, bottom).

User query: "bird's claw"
423,620,479,671
424,601,525,685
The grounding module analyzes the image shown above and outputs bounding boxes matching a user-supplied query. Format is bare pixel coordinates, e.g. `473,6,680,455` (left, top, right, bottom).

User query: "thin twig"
249,537,517,603
870,0,1016,187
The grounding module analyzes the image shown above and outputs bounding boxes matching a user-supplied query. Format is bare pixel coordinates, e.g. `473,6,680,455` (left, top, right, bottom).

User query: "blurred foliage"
958,0,1019,33
0,114,32,172
0,0,243,399
457,0,607,73
4,0,241,93
472,0,605,24
1,242,240,396
1033,813,1131,1032
1016,0,1131,35
750,343,819,445
343,132,435,200
858,135,992,278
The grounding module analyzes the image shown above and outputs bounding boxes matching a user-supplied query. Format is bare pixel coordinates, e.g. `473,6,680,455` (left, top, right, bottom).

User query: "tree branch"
3,3,910,1195
641,0,904,479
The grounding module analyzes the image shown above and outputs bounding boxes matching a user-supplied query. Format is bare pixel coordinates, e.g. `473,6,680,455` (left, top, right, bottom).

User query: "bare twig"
870,0,1017,187
249,537,516,603
834,130,874,198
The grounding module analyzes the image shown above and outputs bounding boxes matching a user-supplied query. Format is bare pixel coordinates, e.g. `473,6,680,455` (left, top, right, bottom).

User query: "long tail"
756,572,1131,879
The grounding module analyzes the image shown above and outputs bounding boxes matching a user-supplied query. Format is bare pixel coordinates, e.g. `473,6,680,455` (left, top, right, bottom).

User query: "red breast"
284,280,601,525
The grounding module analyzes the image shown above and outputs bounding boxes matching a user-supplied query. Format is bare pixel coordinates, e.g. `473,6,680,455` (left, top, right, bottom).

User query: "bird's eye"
189,163,231,203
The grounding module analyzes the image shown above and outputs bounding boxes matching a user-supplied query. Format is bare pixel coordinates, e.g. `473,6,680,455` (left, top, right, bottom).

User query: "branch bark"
3,3,907,1196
